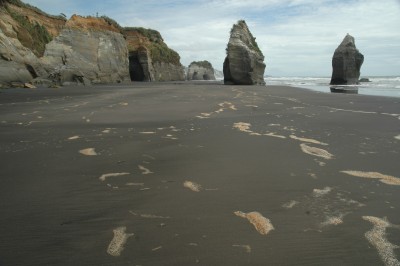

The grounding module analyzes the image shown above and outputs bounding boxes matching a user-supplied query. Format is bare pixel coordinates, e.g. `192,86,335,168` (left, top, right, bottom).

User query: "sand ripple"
341,171,400,186
107,226,134,257
99,172,130,181
234,211,274,236
363,216,400,266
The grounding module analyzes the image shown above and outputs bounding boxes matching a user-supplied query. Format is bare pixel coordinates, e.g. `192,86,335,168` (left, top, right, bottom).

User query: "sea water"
265,76,400,98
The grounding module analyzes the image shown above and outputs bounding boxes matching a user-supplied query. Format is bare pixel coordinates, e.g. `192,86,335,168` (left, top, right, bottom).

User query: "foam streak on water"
265,76,400,98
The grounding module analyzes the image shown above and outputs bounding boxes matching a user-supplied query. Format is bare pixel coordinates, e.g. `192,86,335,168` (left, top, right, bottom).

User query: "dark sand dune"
0,82,399,265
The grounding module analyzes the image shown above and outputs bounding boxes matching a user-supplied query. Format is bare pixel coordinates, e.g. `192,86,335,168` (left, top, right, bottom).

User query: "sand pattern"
234,211,274,236
300,143,333,160
290,135,328,145
232,244,252,253
107,226,134,257
341,171,400,185
362,216,400,266
99,172,130,182
183,181,202,192
138,165,153,175
196,101,237,119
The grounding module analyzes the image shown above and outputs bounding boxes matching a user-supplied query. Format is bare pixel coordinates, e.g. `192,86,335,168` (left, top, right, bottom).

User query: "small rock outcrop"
124,27,185,82
330,34,364,85
187,61,216,80
223,20,265,85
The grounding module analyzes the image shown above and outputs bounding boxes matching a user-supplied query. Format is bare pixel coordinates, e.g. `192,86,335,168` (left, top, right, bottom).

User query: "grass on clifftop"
6,6,52,57
230,20,262,55
2,0,66,20
125,27,181,66
190,60,213,69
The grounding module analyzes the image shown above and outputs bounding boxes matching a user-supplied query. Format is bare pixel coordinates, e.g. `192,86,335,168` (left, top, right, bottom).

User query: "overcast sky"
24,0,400,77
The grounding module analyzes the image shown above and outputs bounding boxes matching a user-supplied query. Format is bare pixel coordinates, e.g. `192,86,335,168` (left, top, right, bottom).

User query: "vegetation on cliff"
5,5,52,57
230,20,262,55
124,27,181,66
1,0,66,20
189,60,213,69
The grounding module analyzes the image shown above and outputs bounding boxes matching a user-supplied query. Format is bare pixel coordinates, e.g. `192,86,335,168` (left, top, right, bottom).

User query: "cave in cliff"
129,52,144,81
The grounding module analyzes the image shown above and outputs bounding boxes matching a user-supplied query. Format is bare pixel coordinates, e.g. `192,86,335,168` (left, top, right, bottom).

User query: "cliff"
223,20,266,85
124,27,185,82
187,61,216,81
0,0,184,87
330,34,364,85
41,15,129,84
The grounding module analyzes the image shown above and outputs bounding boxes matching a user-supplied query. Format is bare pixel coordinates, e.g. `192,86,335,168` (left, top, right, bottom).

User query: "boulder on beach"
187,61,216,81
330,34,364,85
223,20,266,85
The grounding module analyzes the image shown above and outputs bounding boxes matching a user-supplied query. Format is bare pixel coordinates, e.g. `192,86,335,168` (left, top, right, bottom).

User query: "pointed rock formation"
223,20,265,85
330,34,364,85
187,61,216,81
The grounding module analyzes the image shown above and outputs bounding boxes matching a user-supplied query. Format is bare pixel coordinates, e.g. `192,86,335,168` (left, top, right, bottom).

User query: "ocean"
265,76,400,98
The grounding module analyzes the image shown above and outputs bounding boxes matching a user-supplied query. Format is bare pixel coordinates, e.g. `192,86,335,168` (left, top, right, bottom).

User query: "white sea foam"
234,211,274,236
107,227,134,257
362,216,400,266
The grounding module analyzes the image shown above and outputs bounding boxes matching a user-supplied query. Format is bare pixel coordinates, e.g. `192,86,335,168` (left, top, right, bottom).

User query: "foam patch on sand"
183,181,202,192
282,200,299,209
197,102,237,119
129,211,170,219
321,215,344,226
300,143,333,160
138,165,153,175
233,122,252,133
79,148,97,156
341,171,400,186
290,135,328,146
68,135,80,140
313,187,332,197
232,244,252,253
264,132,286,139
234,211,274,236
107,226,134,257
394,135,400,140
99,172,130,181
362,216,400,266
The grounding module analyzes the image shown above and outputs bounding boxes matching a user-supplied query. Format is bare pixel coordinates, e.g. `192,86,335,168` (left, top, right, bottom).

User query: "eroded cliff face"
223,20,265,85
41,15,129,85
124,27,185,82
0,0,183,87
187,61,216,81
0,0,64,85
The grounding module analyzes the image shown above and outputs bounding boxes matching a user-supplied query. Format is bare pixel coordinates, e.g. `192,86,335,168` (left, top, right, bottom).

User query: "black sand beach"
0,82,399,265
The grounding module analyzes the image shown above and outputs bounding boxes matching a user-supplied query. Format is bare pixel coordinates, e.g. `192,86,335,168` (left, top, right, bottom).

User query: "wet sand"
0,82,399,265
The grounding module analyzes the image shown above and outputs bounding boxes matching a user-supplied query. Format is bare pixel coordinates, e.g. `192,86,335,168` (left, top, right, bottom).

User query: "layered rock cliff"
0,0,184,87
330,34,364,85
124,27,184,82
41,15,129,84
187,61,216,81
223,20,265,85
0,0,65,85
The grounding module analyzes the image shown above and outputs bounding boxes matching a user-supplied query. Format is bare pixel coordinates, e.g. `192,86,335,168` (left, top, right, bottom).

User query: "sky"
23,0,400,77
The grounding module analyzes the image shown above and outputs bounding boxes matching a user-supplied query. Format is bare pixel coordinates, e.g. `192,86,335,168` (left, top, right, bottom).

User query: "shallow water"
266,76,400,98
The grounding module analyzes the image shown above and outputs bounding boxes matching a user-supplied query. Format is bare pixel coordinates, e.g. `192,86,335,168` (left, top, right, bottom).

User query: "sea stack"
187,61,216,81
223,20,265,85
330,34,364,85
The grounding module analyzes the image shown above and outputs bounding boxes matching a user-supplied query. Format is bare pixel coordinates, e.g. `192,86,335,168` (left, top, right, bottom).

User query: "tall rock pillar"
223,20,265,85
330,34,364,85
